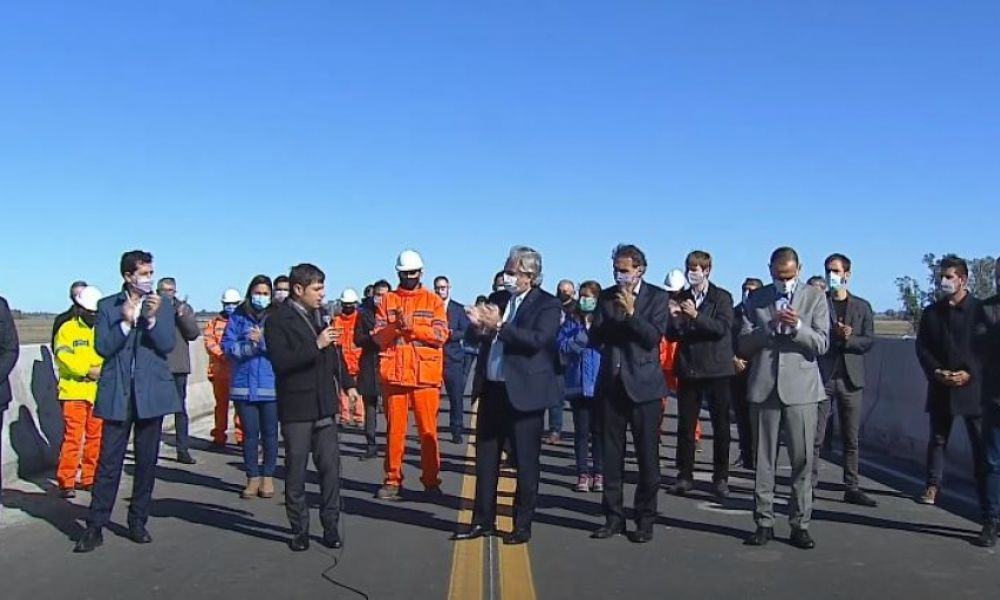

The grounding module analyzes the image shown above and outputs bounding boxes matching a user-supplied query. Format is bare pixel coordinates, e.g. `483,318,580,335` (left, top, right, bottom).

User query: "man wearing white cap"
335,288,365,427
53,286,105,498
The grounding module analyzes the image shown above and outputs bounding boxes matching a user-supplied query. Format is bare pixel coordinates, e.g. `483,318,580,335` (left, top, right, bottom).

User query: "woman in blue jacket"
558,280,603,493
222,275,277,499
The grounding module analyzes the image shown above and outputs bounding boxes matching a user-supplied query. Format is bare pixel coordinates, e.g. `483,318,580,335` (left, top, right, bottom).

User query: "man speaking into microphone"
265,263,359,552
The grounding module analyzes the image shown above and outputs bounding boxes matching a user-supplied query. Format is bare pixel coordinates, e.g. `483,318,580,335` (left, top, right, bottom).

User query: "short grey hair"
156,277,176,291
507,245,544,286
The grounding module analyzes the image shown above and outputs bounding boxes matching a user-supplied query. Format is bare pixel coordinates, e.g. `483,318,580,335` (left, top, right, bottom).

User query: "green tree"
897,254,998,330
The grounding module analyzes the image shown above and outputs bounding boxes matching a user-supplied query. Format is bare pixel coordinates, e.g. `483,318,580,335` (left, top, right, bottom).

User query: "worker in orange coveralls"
335,288,364,427
373,249,448,501
205,288,243,446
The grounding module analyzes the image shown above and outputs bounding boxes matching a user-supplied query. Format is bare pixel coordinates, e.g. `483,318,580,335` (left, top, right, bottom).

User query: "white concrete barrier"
2,344,215,486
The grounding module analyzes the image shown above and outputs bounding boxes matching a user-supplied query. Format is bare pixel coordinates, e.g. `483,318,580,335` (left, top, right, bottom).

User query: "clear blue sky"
1,1,997,312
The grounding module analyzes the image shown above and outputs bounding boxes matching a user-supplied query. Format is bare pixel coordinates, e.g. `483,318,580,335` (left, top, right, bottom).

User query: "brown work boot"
259,477,275,498
918,485,938,505
241,477,261,499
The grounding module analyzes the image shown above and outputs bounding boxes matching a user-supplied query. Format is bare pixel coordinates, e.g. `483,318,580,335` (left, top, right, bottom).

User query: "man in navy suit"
434,275,471,444
75,250,180,553
590,244,670,544
453,246,561,545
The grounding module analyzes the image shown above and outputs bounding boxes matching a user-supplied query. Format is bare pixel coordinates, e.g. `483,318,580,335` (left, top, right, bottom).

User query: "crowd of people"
0,243,997,555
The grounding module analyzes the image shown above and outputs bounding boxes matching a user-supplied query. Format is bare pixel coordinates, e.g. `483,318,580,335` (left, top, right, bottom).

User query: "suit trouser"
87,407,164,529
676,377,731,482
362,394,379,448
926,403,988,515
813,377,863,489
57,400,103,489
731,372,754,463
339,389,365,424
282,420,341,535
173,374,190,453
443,359,467,436
472,382,544,533
983,403,1000,521
383,385,441,488
751,392,817,530
600,379,664,531
209,374,242,445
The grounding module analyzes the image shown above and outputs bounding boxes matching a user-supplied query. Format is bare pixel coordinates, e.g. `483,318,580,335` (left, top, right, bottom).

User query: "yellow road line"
447,413,483,600
497,461,537,600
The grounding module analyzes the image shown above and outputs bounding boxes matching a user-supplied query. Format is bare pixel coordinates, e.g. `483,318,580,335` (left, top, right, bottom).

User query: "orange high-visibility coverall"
373,286,448,488
204,315,242,444
53,317,104,490
335,310,364,424
660,338,700,440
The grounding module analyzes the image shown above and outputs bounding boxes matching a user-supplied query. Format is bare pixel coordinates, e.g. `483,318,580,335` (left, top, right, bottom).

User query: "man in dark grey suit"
813,253,877,507
739,247,830,550
590,244,670,544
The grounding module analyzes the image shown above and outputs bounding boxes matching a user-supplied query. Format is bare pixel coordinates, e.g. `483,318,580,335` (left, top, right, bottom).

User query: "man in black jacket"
915,255,986,510
453,246,561,545
974,258,1000,547
265,263,358,552
355,279,391,460
732,277,763,469
590,244,670,544
435,275,471,444
812,253,877,506
0,294,20,494
666,250,736,499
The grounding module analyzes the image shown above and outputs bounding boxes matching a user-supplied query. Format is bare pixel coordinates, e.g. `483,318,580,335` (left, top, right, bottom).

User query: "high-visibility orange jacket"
334,311,362,376
373,286,448,388
204,314,231,381
659,337,679,393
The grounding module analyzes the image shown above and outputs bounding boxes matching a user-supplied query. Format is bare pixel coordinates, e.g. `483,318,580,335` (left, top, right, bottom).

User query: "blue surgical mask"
579,297,597,312
251,294,271,310
223,303,237,315
132,276,154,295
615,271,637,287
826,273,845,291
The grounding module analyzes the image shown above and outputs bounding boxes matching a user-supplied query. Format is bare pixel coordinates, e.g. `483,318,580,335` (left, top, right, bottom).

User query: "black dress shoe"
73,527,104,553
503,529,531,545
288,533,310,552
590,522,625,539
744,526,774,546
669,479,694,496
176,451,197,465
973,520,998,548
844,489,878,507
629,529,654,544
322,530,343,549
451,433,463,444
790,528,815,550
451,524,495,541
128,525,152,544
360,446,378,461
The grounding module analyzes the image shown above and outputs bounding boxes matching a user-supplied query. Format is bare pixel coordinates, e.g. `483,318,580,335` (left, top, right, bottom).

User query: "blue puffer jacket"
221,305,276,403
558,318,601,398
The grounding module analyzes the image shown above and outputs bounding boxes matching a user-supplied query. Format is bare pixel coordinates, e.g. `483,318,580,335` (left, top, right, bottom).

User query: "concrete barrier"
1,339,977,487
2,343,214,486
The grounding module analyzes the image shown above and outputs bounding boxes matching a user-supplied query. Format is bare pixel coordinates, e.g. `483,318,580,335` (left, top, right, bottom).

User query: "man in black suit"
666,250,737,499
915,255,985,510
732,277,763,469
453,246,561,545
0,294,19,495
435,275,472,444
812,253,877,506
265,263,359,552
590,244,670,544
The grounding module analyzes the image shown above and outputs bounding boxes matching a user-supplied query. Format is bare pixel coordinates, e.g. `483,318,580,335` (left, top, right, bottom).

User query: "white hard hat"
663,269,686,292
74,286,103,312
395,249,425,272
221,288,242,303
340,288,360,304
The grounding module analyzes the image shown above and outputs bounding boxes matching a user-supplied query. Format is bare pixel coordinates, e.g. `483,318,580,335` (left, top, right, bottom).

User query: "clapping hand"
478,304,502,331
680,299,698,319
248,326,262,343
141,294,161,319
615,288,636,316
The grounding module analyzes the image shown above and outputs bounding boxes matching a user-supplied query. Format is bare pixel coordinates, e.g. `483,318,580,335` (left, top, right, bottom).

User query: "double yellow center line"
448,414,537,600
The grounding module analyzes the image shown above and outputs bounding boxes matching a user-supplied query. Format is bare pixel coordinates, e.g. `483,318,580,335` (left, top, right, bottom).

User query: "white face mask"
826,273,845,291
132,275,154,295
502,273,520,294
273,290,289,303
773,278,796,295
940,278,958,296
687,270,706,288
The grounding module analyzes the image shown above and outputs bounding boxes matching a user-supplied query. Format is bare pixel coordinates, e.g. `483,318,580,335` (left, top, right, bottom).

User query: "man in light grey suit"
738,247,830,550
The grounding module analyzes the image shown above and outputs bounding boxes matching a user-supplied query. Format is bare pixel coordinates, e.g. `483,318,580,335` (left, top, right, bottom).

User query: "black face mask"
81,310,98,328
398,276,420,291
342,305,357,315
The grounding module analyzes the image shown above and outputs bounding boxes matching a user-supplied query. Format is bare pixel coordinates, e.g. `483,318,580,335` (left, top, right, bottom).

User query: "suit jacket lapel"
634,281,650,316
791,280,808,313
511,288,537,326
